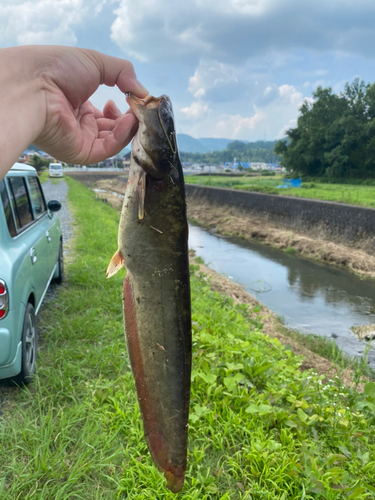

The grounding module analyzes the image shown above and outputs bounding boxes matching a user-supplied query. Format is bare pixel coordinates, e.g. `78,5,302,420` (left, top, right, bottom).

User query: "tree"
30,154,49,173
275,78,375,179
180,140,280,165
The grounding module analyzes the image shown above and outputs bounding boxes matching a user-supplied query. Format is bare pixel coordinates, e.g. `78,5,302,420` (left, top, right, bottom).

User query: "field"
1,177,375,499
186,175,375,208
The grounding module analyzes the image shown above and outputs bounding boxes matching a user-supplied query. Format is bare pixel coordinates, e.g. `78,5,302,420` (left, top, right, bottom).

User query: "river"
188,224,375,368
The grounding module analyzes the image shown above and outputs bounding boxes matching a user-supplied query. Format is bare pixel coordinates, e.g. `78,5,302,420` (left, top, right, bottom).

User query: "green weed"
0,177,374,499
194,256,205,264
186,176,375,208
285,247,296,255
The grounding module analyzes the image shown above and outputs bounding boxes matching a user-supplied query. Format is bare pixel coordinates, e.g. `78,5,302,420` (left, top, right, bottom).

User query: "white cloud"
264,86,273,96
214,109,265,138
1,0,372,142
177,106,266,140
110,0,375,65
187,60,240,98
178,82,311,141
0,0,106,46
277,119,297,139
278,84,303,105
180,101,209,119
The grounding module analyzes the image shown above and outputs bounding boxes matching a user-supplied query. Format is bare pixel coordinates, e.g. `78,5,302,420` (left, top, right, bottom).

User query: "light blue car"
0,163,63,384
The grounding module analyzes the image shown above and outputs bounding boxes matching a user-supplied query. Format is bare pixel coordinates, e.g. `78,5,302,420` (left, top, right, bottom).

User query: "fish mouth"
126,93,161,119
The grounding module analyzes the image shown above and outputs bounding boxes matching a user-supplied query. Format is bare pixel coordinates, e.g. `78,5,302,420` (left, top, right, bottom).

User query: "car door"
27,175,60,274
7,175,51,307
32,176,61,272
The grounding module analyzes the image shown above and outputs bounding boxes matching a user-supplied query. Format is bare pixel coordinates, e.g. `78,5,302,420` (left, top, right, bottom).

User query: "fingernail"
135,79,149,97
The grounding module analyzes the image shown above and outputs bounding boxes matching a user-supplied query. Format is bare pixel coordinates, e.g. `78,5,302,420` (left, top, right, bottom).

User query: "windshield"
50,165,62,170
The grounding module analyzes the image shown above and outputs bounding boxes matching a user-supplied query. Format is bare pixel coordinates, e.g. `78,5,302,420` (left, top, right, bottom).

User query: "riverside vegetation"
186,175,375,208
275,79,375,181
1,177,375,499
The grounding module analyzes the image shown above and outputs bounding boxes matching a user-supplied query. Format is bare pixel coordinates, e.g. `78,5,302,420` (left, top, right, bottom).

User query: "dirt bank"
92,178,126,211
65,171,127,186
187,200,375,280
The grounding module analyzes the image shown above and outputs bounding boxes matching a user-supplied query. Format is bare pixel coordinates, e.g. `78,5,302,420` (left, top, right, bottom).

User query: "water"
188,224,375,367
93,188,124,198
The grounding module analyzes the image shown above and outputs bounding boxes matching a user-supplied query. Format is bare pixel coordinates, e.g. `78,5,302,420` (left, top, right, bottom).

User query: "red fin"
106,249,125,278
165,470,185,494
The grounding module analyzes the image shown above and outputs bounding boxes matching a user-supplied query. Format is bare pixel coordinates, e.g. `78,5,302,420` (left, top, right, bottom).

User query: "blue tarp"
276,178,302,189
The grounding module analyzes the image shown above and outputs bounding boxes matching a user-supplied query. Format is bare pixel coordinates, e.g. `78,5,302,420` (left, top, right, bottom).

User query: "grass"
275,320,373,378
186,176,375,208
1,177,375,498
284,247,296,255
38,171,49,183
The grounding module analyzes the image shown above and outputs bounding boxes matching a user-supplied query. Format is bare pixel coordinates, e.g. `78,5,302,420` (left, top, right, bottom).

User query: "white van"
49,163,63,178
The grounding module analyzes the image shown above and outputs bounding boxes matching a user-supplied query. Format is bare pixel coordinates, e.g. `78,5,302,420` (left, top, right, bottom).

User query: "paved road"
43,179,73,252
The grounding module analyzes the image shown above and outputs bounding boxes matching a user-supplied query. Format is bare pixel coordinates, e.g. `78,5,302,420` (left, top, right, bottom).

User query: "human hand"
33,46,148,164
0,46,148,176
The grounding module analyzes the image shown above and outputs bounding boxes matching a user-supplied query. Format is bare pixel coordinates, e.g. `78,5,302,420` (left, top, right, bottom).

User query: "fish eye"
160,108,168,116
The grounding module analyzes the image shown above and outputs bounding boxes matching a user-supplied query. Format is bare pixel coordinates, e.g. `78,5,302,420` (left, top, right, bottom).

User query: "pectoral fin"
106,249,125,278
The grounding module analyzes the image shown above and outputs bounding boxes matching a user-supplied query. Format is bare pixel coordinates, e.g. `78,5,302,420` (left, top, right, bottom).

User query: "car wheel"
54,240,64,284
11,303,37,385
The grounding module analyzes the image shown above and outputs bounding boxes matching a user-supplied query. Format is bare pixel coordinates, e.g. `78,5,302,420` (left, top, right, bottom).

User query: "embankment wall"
185,184,375,244
65,171,127,186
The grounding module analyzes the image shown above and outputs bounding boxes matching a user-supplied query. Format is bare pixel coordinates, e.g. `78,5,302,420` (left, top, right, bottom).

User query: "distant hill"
199,138,241,152
176,134,256,154
27,137,278,160
179,138,280,164
176,134,208,154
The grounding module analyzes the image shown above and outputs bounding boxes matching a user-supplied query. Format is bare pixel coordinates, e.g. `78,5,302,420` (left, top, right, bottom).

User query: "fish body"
107,95,191,493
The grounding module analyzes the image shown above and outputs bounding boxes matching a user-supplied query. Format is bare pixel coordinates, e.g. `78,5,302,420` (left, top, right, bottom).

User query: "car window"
28,176,47,217
0,179,17,237
7,177,33,230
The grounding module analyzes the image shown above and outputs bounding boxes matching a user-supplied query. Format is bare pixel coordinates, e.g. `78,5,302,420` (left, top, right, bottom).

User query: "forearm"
0,47,46,180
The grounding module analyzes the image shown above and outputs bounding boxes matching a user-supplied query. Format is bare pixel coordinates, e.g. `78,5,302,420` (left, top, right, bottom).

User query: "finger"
113,113,139,144
103,99,122,120
93,106,104,119
86,113,137,163
97,117,116,132
78,100,103,120
88,50,149,98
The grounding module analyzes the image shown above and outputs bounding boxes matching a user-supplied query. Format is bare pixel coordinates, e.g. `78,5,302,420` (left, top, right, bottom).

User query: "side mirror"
47,200,61,212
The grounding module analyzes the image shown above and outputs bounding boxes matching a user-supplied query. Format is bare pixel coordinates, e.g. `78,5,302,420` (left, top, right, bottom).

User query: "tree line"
275,78,375,179
180,140,280,164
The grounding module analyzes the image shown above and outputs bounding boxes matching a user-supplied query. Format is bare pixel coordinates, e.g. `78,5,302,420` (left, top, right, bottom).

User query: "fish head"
127,93,178,180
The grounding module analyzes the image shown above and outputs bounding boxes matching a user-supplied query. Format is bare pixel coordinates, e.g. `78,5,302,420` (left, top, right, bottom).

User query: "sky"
2,0,375,142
